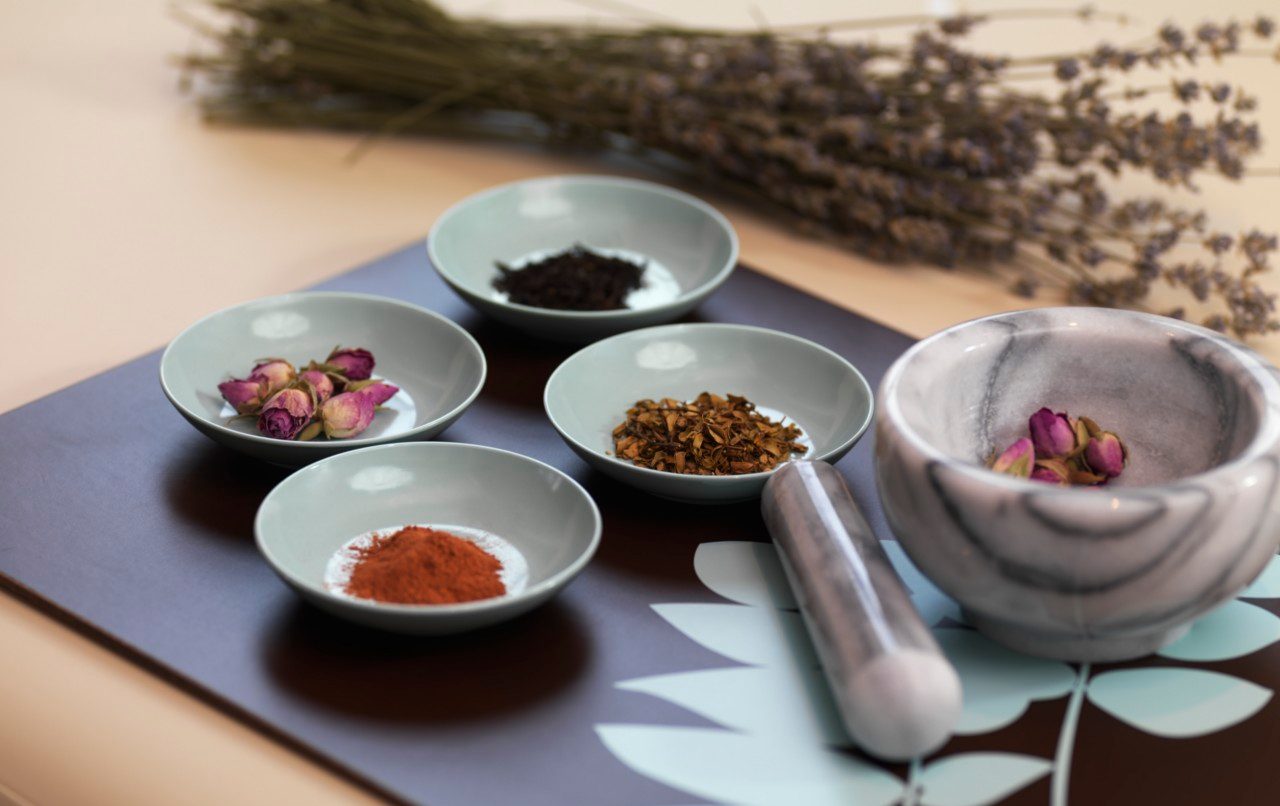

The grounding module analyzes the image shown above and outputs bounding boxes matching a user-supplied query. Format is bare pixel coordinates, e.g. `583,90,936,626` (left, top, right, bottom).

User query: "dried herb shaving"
612,392,807,475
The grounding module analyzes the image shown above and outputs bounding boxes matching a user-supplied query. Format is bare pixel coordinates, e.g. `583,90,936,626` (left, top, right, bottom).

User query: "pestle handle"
761,460,961,760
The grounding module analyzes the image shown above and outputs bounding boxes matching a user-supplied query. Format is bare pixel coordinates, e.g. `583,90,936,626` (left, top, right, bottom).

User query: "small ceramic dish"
877,307,1280,661
160,292,486,467
544,323,874,503
255,442,601,635
428,175,738,342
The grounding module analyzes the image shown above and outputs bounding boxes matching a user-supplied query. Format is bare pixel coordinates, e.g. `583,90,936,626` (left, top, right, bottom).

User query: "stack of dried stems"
184,1,1280,336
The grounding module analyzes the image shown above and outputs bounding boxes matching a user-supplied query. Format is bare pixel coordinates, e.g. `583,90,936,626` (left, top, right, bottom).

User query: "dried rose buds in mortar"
215,346,398,441
990,408,1127,487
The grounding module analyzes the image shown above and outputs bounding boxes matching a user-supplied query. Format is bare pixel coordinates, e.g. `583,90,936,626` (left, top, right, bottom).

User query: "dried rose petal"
257,388,314,440
218,378,265,415
1029,408,1077,458
321,391,376,439
326,347,375,381
991,437,1034,478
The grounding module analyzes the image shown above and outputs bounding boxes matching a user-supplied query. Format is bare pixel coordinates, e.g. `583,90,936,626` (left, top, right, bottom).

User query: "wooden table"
2,0,1276,802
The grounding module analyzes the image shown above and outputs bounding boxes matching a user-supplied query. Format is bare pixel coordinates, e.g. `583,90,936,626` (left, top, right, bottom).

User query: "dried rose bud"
1029,408,1077,458
258,388,314,440
249,359,296,396
1031,458,1071,486
218,378,265,415
326,347,375,381
355,380,399,407
320,391,376,439
1084,432,1127,478
298,370,335,404
991,437,1034,478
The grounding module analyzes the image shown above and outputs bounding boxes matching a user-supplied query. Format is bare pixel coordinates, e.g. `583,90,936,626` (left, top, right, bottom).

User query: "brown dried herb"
494,245,644,311
612,392,808,475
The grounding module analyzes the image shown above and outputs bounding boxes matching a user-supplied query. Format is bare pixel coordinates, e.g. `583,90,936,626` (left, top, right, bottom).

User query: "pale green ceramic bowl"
544,323,875,503
160,292,486,467
255,442,602,635
428,175,738,342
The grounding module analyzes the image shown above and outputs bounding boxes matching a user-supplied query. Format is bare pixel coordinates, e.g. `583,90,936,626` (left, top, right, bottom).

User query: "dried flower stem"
182,1,1280,336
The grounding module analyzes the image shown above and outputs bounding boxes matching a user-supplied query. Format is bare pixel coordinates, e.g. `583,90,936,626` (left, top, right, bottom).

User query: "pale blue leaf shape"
596,725,901,806
651,603,818,668
1241,554,1280,598
919,753,1053,806
693,541,797,609
617,665,848,746
881,541,964,626
933,628,1076,735
1158,600,1280,662
1088,668,1272,738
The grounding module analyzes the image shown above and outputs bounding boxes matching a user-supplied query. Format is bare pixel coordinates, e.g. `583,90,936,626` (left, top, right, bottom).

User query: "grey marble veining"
875,307,1280,661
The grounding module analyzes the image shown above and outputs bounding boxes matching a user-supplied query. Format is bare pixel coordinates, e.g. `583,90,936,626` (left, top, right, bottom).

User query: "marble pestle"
762,460,961,760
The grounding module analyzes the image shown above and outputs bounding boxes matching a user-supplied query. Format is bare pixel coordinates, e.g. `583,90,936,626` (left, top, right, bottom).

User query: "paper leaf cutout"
919,752,1053,806
1158,600,1280,662
933,628,1076,735
881,541,964,626
1088,668,1272,738
693,541,797,609
617,665,848,746
651,603,818,668
596,725,902,806
1241,554,1280,598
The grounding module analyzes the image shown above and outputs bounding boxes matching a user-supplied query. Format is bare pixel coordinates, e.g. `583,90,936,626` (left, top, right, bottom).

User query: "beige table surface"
2,0,1277,803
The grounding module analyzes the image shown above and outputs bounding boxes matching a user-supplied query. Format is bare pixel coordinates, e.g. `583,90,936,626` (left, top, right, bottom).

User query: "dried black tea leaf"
494,245,644,311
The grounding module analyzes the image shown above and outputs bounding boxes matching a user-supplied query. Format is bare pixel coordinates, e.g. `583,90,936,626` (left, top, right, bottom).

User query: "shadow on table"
259,597,592,724
163,439,291,542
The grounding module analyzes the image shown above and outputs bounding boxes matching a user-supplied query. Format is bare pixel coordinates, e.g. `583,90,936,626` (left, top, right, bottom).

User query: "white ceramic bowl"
255,442,601,635
544,323,874,503
428,175,738,342
876,307,1280,661
161,292,486,467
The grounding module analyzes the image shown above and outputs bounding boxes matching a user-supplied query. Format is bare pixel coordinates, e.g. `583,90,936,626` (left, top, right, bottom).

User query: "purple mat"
1,243,1277,805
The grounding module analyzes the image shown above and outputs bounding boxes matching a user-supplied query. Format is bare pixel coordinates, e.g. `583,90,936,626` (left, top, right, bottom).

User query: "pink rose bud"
1085,432,1127,478
257,388,314,440
249,359,296,396
1029,407,1077,458
326,347,375,381
1031,458,1070,486
320,391,376,439
218,378,265,415
299,370,335,404
356,381,399,407
991,437,1034,478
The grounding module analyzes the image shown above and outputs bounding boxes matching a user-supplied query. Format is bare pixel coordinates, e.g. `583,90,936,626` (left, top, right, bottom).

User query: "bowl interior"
430,177,736,312
256,443,599,606
545,324,873,475
888,309,1267,486
162,293,484,443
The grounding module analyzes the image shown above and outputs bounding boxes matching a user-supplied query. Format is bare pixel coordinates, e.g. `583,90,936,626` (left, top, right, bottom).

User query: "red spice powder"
345,525,505,605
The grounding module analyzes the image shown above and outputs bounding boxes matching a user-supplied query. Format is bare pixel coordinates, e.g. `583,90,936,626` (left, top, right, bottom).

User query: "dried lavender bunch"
182,1,1280,336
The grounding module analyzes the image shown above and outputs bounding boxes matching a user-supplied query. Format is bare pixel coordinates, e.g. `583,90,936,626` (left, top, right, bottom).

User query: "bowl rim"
426,174,740,320
254,441,603,615
542,322,875,485
879,306,1280,494
159,290,488,451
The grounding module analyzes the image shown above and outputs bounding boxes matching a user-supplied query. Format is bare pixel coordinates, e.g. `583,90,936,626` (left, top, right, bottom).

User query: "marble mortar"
875,307,1280,661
